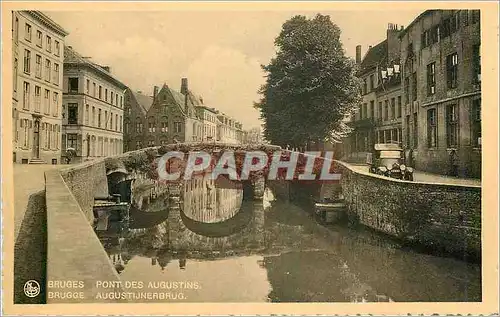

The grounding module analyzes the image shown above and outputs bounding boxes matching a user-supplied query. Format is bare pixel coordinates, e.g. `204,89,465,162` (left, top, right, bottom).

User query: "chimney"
180,78,188,95
355,45,362,64
153,86,159,100
387,22,402,64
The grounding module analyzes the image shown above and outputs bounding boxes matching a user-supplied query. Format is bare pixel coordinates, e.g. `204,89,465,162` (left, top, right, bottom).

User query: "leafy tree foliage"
255,14,361,149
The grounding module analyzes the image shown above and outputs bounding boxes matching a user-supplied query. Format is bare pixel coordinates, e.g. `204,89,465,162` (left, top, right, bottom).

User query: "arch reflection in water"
168,176,265,251
182,176,243,223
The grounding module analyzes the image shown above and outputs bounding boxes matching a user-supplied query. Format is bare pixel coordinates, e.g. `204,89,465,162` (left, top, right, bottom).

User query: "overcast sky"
46,10,421,129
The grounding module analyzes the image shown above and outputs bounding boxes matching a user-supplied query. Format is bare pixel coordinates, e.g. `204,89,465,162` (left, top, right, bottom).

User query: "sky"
46,10,422,129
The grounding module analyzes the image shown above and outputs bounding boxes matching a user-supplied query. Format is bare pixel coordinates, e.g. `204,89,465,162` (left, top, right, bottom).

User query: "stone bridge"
104,142,342,205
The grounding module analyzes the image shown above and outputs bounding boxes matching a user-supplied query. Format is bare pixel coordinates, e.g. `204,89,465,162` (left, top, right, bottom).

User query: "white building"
62,46,127,162
12,11,68,164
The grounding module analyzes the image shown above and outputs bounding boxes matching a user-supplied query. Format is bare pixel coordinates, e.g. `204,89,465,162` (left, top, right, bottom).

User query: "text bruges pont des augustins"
47,280,201,300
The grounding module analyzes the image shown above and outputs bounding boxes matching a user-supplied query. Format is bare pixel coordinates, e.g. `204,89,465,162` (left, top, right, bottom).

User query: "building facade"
343,24,404,162
12,11,68,164
62,46,127,163
123,89,152,151
400,10,481,177
123,78,244,151
217,112,243,144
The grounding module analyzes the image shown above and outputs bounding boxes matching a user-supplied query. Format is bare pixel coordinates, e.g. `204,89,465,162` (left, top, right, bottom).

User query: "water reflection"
95,176,481,302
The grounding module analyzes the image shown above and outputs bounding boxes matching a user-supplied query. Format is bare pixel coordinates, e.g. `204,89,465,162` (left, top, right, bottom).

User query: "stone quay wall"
59,159,109,222
335,161,481,260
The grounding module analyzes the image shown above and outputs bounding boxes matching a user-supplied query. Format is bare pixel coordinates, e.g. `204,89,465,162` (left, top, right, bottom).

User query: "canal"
95,176,481,303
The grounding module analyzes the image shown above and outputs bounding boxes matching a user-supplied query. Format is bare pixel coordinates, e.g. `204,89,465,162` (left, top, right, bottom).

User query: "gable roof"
64,46,127,89
358,40,387,76
131,91,153,114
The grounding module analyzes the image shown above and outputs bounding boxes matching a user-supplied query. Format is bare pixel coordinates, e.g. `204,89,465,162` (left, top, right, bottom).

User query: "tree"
255,14,361,149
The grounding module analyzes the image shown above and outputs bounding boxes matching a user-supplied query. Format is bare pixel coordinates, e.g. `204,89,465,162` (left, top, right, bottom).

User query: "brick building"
12,11,68,164
123,89,152,151
343,24,404,162
62,46,127,163
124,78,244,150
400,10,481,177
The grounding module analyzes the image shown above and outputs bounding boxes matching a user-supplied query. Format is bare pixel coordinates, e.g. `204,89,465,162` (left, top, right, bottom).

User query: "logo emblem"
23,280,40,298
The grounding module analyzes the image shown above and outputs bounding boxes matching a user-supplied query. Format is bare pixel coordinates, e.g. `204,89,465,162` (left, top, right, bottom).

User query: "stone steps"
29,158,45,164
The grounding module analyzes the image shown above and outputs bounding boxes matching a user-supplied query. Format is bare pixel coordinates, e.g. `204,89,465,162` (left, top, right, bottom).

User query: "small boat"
314,199,346,224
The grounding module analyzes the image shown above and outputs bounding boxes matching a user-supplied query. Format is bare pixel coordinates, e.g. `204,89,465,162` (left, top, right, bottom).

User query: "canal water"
95,176,481,303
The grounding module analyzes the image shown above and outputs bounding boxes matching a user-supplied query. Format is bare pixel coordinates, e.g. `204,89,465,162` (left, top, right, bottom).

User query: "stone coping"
334,160,482,190
45,169,126,303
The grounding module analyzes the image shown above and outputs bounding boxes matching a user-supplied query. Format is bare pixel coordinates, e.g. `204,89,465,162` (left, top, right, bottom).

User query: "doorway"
33,120,40,158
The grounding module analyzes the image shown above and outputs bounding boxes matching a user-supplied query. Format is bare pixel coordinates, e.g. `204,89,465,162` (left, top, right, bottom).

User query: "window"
161,121,168,132
105,111,108,129
411,72,417,101
362,79,367,94
404,77,410,104
406,115,411,147
105,89,108,102
13,58,18,91
451,11,460,33
413,113,418,147
36,30,42,47
472,98,481,147
397,96,402,118
53,92,59,116
68,103,78,124
120,96,123,107
119,115,122,131
427,62,436,95
25,23,31,41
92,107,95,126
362,103,367,119
446,53,458,89
67,134,78,151
471,10,480,24
111,91,114,104
463,10,469,26
98,109,102,127
44,89,50,114
174,122,182,133
14,17,19,43
45,59,51,81
427,108,437,148
116,94,118,106
421,29,430,48
430,25,440,44
473,44,481,83
369,74,375,91
391,98,396,119
69,77,79,93
115,114,118,131
99,86,102,99
85,105,89,124
384,100,388,121
23,82,30,110
136,141,142,150
53,63,59,84
110,113,113,130
55,40,60,56
23,49,31,73
46,35,52,52
370,100,374,118
442,18,451,38
378,102,382,120
34,86,41,112
86,79,90,94
93,83,96,97
446,104,458,147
